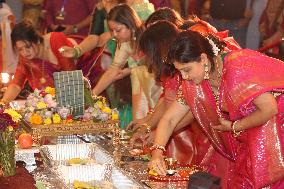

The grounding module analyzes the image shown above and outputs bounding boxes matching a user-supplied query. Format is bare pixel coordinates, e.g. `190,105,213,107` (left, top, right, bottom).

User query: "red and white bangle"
150,144,166,153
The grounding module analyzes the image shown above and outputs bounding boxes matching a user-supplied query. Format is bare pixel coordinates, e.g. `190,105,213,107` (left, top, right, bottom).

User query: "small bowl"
166,169,176,176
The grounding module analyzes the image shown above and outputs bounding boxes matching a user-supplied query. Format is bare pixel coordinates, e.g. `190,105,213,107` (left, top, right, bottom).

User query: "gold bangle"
73,46,83,59
231,120,243,137
150,144,166,153
148,109,154,115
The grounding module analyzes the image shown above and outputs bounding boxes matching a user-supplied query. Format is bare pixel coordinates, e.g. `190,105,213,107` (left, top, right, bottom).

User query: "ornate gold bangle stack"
73,46,83,59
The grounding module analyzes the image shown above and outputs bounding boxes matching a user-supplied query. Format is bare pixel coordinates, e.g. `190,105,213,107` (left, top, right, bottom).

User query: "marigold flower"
30,113,43,125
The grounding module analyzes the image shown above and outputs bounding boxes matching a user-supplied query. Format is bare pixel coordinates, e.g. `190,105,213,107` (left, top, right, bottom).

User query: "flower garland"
206,37,220,56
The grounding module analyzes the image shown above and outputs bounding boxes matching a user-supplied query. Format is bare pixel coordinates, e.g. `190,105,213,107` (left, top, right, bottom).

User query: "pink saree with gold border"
219,49,284,188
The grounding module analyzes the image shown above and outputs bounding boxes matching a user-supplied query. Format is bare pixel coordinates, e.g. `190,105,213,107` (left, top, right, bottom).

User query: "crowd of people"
0,0,284,188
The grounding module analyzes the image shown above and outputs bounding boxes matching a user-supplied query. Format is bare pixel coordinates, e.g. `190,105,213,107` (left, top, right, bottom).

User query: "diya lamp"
0,73,12,98
165,157,177,175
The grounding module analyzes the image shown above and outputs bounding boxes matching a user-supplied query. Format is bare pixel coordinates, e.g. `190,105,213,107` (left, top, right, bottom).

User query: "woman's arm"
92,66,122,95
149,101,192,175
153,101,192,147
79,35,100,54
213,92,278,132
174,111,196,131
92,42,131,95
97,32,112,47
2,84,22,103
234,92,278,131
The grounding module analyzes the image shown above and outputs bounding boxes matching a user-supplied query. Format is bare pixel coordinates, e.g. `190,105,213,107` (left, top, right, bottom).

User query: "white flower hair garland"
206,37,220,56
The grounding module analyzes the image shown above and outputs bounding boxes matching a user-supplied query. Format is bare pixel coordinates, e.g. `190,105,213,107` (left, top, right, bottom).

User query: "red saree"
161,73,210,164
11,32,75,90
220,49,284,188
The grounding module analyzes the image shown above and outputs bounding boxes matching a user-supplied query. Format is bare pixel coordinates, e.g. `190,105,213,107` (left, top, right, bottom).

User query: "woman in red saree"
1,20,76,103
149,30,284,188
129,20,210,164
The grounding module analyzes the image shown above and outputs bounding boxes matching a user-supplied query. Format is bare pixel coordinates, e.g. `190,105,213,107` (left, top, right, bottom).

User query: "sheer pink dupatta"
220,49,284,188
182,80,237,160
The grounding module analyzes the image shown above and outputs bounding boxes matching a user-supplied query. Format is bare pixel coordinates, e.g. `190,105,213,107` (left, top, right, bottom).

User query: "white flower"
206,37,220,56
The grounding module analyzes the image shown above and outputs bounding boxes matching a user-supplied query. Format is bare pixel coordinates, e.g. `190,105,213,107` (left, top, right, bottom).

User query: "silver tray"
40,143,97,167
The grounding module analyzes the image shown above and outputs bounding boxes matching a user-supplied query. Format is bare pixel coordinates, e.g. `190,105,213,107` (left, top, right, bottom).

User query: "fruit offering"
18,133,33,149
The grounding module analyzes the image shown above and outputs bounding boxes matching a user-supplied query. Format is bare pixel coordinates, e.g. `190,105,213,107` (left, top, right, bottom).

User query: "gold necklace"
211,56,222,118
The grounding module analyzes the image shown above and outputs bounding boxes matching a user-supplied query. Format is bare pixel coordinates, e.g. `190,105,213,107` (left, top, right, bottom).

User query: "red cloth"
43,0,95,36
0,166,36,189
11,32,76,90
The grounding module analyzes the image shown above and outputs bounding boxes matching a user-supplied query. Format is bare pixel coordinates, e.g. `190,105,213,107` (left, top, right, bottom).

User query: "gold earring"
132,30,136,41
182,73,189,80
204,63,209,80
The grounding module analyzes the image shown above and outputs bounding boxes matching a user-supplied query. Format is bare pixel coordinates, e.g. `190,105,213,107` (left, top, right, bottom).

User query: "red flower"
0,113,17,132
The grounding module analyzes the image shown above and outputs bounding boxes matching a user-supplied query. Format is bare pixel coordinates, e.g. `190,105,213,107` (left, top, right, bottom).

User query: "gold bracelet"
92,93,98,99
150,144,166,153
231,120,243,137
141,123,151,133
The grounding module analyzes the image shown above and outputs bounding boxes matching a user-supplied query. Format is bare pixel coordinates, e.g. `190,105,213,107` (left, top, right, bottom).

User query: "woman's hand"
129,127,147,147
148,150,167,176
126,116,149,131
211,118,232,131
59,46,75,58
129,125,154,148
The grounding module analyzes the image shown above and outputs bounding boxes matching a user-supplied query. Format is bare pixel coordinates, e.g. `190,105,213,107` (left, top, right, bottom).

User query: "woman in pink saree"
149,30,284,188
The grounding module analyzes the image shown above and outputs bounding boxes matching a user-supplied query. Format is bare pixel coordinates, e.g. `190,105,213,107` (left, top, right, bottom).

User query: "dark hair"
169,31,225,72
11,19,43,50
145,7,195,29
107,4,143,49
145,7,184,27
139,21,179,81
